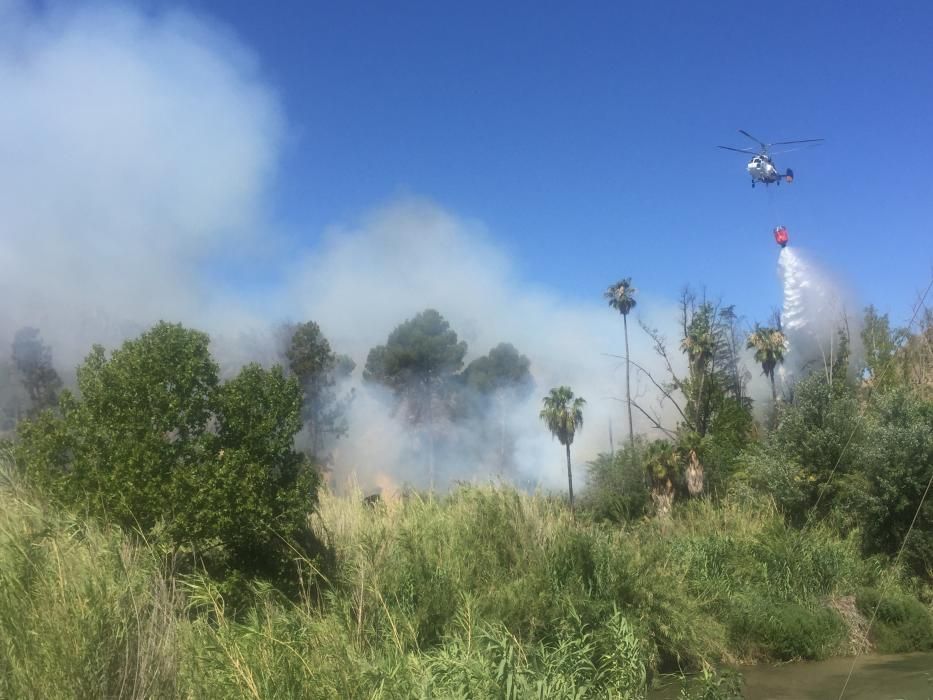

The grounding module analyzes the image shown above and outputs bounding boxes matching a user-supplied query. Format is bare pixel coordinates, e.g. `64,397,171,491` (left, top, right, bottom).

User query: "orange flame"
373,472,399,501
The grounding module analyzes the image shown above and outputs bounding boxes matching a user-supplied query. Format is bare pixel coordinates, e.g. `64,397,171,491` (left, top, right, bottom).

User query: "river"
651,652,933,699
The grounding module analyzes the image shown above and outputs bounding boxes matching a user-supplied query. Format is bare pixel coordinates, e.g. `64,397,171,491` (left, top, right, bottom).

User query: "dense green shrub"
727,598,845,660
4,449,931,699
857,588,933,653
584,445,650,523
736,371,861,525
856,389,933,575
13,322,320,589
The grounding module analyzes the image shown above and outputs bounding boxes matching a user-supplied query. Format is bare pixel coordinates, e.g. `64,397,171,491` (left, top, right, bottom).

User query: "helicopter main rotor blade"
738,129,768,149
769,144,823,155
769,138,824,146
718,145,757,154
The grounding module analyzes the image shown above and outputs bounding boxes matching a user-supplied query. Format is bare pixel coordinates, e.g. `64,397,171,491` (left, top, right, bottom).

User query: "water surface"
651,653,933,699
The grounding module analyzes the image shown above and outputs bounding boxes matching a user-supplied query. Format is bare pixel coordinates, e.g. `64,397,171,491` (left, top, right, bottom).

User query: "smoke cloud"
5,3,827,496
0,2,283,368
277,199,684,491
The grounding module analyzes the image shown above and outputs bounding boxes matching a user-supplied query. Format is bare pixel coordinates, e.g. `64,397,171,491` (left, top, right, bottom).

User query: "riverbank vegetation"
1,293,931,697
3,461,930,699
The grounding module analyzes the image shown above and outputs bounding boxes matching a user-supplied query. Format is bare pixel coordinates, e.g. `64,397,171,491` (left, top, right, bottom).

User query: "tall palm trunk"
425,375,435,491
499,394,506,469
769,370,777,402
624,313,635,453
565,442,575,517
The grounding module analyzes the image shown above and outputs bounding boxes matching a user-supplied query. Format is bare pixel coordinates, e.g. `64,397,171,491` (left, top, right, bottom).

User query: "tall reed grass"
1,454,927,698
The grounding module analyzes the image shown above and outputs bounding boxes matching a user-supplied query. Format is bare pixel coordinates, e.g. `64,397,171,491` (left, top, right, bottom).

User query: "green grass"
856,587,933,653
0,458,928,699
0,467,180,699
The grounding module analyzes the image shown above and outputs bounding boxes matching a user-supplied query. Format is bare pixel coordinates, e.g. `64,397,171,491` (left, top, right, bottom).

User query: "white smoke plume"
0,2,698,494
0,2,282,369
277,199,684,492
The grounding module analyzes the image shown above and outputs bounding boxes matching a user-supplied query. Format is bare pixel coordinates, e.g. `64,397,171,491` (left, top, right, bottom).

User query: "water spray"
778,246,852,385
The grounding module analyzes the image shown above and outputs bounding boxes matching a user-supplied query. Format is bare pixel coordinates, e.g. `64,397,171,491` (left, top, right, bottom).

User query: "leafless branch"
604,395,676,437
603,352,689,425
638,319,684,387
630,399,677,438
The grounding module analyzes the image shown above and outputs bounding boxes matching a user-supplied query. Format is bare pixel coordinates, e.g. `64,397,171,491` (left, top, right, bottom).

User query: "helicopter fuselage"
747,155,780,184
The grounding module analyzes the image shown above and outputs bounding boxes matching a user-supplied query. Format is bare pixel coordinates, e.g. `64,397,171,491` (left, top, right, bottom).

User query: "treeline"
2,291,932,591
0,311,535,596
1,287,932,697
0,313,533,472
587,288,933,578
361,309,534,485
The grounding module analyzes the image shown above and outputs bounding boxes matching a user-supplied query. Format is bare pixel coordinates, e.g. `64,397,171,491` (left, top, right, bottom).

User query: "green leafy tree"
540,386,585,515
903,309,933,398
605,278,637,452
861,306,899,392
460,343,532,396
203,363,319,576
701,393,756,493
282,321,355,458
364,309,467,486
679,297,751,493
859,304,926,399
11,327,62,417
460,343,533,469
680,301,719,438
720,305,749,404
746,325,787,402
17,323,220,527
14,322,318,585
743,370,860,524
856,388,933,575
364,309,468,415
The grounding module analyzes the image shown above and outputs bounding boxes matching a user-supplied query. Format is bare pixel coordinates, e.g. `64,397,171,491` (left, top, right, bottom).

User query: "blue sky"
154,1,931,325
0,0,928,482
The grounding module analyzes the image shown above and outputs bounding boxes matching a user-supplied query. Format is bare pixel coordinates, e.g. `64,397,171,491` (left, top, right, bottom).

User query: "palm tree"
540,386,586,515
680,303,717,437
644,439,679,517
746,325,787,401
604,278,637,452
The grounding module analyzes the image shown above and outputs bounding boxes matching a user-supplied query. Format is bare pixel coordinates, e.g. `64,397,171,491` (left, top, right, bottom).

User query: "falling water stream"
775,246,851,393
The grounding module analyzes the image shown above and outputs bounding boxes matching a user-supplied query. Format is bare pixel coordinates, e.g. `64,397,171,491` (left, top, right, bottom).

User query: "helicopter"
719,130,823,187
